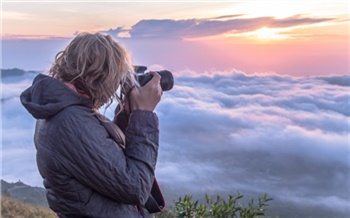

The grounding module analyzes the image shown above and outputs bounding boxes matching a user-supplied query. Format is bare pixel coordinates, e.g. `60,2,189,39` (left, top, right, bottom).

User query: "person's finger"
148,71,161,85
149,71,161,79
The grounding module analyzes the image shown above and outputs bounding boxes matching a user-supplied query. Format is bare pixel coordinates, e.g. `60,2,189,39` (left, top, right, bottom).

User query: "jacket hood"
20,74,92,119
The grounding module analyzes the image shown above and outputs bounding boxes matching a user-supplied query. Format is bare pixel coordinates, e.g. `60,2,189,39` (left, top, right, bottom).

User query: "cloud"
2,69,349,217
98,27,128,38
153,70,349,216
2,81,35,100
2,34,71,40
269,14,335,28
107,15,337,39
317,74,350,87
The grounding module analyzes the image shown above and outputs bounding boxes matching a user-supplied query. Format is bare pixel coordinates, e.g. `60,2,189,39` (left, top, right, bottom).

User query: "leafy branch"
156,193,273,218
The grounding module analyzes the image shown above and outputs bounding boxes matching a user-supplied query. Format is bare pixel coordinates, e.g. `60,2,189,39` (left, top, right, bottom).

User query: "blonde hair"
49,32,136,109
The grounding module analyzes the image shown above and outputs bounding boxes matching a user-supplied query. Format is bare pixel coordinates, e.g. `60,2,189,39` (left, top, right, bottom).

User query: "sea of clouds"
1,69,349,217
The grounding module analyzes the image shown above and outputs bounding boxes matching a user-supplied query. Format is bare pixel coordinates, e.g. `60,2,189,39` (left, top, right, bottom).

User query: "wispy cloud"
1,34,72,40
99,27,129,38
102,15,338,39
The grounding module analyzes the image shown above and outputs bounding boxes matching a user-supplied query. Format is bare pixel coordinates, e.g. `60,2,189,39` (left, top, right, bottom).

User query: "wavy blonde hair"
49,32,136,109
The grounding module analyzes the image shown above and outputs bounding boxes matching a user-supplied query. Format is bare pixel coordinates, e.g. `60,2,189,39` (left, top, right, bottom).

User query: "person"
20,32,164,218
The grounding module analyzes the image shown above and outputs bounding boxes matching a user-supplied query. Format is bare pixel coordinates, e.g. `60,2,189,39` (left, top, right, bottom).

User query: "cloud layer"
1,69,349,217
155,70,349,216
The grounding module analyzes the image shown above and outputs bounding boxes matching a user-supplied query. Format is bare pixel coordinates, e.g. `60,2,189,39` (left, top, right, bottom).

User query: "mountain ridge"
1,179,48,207
1,68,40,79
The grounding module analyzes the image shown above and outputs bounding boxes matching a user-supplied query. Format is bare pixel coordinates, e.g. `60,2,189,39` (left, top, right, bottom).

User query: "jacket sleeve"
55,109,159,205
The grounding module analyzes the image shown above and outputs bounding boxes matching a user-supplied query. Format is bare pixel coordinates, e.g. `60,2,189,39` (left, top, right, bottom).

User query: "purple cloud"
105,15,337,39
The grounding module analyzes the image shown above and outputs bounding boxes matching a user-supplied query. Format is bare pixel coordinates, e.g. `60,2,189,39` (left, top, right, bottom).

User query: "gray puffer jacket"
20,74,159,218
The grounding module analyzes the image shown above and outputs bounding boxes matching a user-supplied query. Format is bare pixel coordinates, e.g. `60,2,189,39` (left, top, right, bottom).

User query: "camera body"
134,66,174,91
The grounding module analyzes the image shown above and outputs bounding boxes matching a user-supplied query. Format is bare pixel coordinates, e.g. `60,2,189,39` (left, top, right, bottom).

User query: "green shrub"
156,193,273,218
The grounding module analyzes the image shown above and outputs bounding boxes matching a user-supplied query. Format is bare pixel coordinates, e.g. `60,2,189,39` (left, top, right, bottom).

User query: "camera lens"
137,70,174,91
157,70,174,91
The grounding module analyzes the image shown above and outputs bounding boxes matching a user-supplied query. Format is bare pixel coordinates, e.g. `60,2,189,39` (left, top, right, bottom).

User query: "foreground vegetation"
156,193,273,218
1,193,273,218
1,195,57,218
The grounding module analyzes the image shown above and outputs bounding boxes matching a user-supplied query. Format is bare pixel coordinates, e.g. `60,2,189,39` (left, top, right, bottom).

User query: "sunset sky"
2,0,349,75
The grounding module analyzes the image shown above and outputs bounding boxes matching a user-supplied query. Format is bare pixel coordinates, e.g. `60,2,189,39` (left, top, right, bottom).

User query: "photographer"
20,32,163,217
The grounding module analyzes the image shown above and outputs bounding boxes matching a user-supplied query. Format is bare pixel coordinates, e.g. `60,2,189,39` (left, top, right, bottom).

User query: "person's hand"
128,71,162,112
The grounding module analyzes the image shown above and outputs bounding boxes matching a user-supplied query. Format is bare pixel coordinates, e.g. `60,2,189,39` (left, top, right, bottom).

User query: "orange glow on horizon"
249,27,288,40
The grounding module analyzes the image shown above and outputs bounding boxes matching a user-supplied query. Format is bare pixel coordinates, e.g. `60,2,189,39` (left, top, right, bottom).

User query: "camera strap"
96,113,125,149
145,178,165,213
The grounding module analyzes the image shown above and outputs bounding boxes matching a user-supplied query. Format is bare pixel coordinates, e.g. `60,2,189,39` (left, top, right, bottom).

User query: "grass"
1,195,57,218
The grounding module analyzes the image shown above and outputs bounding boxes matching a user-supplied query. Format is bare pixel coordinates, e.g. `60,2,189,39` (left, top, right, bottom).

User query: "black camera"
134,66,174,91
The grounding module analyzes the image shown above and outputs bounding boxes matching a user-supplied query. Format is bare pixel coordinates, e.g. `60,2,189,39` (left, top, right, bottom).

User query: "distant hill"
1,68,40,79
1,179,48,207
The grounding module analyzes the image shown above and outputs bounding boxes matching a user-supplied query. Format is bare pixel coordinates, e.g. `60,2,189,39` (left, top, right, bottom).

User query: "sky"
1,0,349,217
1,0,349,75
